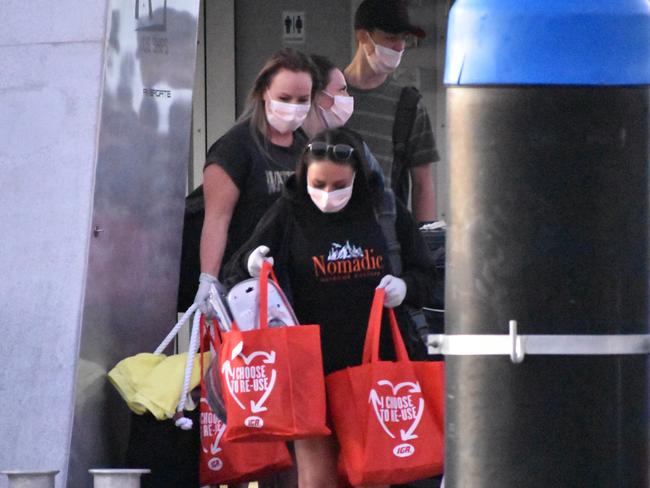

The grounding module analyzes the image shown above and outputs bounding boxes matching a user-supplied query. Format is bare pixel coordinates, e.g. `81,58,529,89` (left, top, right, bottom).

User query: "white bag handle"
147,303,206,430
172,309,203,430
153,303,198,355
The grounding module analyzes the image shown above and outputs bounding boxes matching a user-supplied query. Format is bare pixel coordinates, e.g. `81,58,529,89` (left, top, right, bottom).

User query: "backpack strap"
392,86,422,203
376,189,402,276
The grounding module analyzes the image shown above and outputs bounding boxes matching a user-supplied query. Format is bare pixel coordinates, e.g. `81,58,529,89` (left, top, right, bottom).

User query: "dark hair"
309,54,336,91
295,127,383,208
239,48,319,149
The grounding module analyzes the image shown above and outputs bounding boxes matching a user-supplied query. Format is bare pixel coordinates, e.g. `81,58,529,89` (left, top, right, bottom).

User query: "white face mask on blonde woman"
263,68,312,134
266,96,310,133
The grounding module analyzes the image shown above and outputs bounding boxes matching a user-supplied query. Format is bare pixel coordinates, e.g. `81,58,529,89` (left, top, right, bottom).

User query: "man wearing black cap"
346,7,443,488
345,0,439,223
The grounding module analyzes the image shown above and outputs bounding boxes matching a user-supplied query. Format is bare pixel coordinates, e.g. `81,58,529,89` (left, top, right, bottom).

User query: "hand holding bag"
199,316,293,486
326,289,445,486
219,261,330,442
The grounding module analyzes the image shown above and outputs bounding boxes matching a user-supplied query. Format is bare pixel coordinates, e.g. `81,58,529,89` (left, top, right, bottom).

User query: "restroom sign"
282,11,306,44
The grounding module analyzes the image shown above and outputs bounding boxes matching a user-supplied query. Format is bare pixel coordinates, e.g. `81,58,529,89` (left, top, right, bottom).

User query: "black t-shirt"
205,121,307,269
287,198,392,374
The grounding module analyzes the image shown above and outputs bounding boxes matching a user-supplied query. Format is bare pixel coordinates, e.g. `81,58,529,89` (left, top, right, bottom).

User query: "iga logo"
207,457,223,472
368,380,424,458
244,416,264,428
221,345,277,426
393,443,415,458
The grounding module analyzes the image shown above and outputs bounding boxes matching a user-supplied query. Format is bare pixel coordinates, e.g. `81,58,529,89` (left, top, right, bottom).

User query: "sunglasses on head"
307,142,354,161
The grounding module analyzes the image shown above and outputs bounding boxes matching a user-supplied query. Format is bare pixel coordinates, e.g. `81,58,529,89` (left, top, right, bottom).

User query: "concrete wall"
0,1,109,486
0,1,201,486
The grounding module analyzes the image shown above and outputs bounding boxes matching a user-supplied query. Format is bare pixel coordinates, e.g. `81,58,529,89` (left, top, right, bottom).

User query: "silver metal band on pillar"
427,320,650,364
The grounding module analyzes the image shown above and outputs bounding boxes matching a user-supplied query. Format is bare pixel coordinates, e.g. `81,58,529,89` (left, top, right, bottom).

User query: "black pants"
393,475,443,488
126,410,200,488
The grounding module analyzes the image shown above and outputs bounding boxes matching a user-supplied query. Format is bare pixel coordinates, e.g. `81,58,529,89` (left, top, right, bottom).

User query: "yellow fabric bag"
108,351,210,420
107,305,210,424
108,353,166,415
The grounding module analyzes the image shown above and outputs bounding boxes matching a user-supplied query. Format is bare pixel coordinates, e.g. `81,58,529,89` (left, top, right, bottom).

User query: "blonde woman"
193,49,319,313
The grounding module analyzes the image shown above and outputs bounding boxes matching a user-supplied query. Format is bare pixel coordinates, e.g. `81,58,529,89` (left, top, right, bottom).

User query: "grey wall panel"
0,39,105,488
69,1,201,486
206,0,236,151
234,0,351,117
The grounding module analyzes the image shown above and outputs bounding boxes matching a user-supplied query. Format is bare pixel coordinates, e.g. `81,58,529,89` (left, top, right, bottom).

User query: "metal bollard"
89,469,150,488
0,471,58,488
444,1,650,487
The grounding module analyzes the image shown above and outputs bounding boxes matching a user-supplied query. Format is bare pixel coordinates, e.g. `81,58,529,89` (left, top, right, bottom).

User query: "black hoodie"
224,174,436,374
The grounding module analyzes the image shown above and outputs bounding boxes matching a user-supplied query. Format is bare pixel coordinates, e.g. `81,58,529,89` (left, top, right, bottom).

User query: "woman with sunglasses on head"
192,48,319,315
224,127,436,488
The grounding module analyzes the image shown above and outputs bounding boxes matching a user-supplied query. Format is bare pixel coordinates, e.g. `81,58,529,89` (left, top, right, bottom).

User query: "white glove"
377,274,407,308
247,245,274,277
194,272,217,316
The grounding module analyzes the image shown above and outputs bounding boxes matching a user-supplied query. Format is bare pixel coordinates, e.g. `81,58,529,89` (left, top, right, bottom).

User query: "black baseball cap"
354,0,426,38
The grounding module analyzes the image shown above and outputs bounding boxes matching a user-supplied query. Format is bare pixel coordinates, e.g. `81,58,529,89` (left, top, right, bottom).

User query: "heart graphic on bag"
221,346,277,428
368,380,425,458
200,398,226,471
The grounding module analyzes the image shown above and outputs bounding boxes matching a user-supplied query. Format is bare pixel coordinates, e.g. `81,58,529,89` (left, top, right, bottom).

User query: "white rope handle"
153,303,198,355
174,309,203,430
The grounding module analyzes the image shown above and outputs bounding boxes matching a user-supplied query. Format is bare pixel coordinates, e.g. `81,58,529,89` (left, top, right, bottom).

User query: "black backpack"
391,86,422,205
391,85,446,331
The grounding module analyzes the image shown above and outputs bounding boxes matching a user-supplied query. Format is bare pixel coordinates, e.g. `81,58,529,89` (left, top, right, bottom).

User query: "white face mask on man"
319,92,354,129
307,174,356,213
366,36,404,74
265,94,310,134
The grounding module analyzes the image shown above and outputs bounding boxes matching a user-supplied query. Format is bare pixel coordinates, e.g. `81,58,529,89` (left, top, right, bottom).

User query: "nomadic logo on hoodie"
312,240,385,283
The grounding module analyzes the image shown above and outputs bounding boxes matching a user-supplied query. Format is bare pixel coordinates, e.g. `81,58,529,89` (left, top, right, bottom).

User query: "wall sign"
282,11,305,44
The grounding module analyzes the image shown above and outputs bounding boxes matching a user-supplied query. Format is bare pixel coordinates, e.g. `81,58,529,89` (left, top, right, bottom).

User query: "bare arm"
410,163,436,222
200,164,240,277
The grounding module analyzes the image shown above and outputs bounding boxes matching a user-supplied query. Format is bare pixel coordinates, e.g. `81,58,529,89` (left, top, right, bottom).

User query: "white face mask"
307,175,355,213
366,36,404,74
265,94,310,134
319,92,354,129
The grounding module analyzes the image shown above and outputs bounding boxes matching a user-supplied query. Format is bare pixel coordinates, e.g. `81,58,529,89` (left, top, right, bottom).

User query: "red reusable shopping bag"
326,289,444,486
219,262,330,442
199,317,293,486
